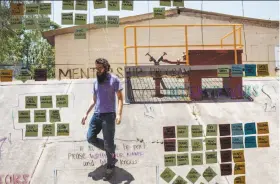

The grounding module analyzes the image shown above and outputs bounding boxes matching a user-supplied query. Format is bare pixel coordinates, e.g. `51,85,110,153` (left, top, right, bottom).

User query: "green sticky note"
107,16,119,27
61,13,73,25
186,168,201,183
203,167,217,182
49,110,61,123
25,96,38,108
56,95,68,108
74,28,87,39
178,140,188,152
122,0,133,10
39,3,51,15
164,154,176,167
205,138,217,150
177,153,189,166
75,13,87,25
153,8,165,19
94,16,106,28
217,67,230,77
25,124,38,137
160,0,171,6
75,0,87,10
42,124,55,137
160,168,176,183
10,16,22,29
205,152,217,164
108,0,120,11
93,0,106,9
25,4,39,15
57,123,70,136
172,176,187,184
206,124,217,136
173,0,184,7
191,153,203,165
25,18,37,30
192,139,203,151
34,110,46,122
38,18,50,29
192,125,203,137
18,110,31,123
63,0,74,10
177,125,188,138
40,96,53,108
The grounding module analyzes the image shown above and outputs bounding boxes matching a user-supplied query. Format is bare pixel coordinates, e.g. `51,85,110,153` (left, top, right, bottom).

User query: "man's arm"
116,90,123,117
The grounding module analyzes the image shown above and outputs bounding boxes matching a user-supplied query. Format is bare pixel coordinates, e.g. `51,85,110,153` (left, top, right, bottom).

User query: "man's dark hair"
95,58,110,72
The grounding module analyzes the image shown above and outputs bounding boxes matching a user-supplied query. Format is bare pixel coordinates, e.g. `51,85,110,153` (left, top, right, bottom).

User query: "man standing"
81,58,123,180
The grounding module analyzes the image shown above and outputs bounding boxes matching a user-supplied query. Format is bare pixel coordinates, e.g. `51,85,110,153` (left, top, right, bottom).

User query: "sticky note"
0,70,13,82
231,123,243,136
220,163,232,176
164,154,176,167
25,18,37,30
38,18,50,30
94,16,106,28
57,123,70,136
11,3,24,16
75,14,87,25
153,8,165,19
49,110,61,123
257,122,269,134
25,4,38,15
63,0,74,10
258,136,270,147
219,124,231,136
257,64,269,76
40,96,52,108
205,138,217,150
206,124,217,136
191,125,203,137
220,150,232,163
39,3,51,15
203,167,217,182
122,0,133,10
191,139,203,151
34,68,47,81
177,153,189,166
231,64,244,77
177,125,188,138
205,152,217,164
234,176,246,184
25,96,38,108
186,168,201,183
164,139,176,152
107,16,119,27
108,0,120,11
10,16,22,29
34,110,46,122
42,124,55,137
173,0,184,7
232,150,245,163
191,153,203,165
56,95,68,108
75,28,87,39
160,167,176,183
245,136,257,148
172,176,187,184
25,124,38,137
93,0,106,9
18,110,31,123
220,137,232,149
61,13,73,25
163,126,176,139
177,140,188,152
234,162,245,175
217,67,230,77
18,69,31,82
75,0,87,10
232,137,244,149
244,64,256,77
160,0,171,6
244,122,256,135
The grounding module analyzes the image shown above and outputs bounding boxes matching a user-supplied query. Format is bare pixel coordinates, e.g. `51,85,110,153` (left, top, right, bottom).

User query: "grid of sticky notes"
225,64,269,77
18,95,70,137
153,0,184,19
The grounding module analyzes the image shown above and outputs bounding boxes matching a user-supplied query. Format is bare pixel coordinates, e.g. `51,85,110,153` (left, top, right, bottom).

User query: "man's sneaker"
103,166,114,181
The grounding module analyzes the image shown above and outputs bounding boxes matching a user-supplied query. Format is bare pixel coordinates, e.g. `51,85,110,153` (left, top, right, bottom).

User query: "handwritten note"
94,16,106,28
160,0,171,6
219,124,231,136
42,124,55,137
191,139,203,151
244,64,256,77
56,95,68,108
172,176,187,184
108,0,120,11
18,69,31,82
244,122,256,135
258,135,270,147
203,167,217,182
177,125,188,138
61,13,73,25
75,14,87,25
34,68,47,81
75,28,87,39
40,96,53,108
164,139,176,152
173,0,184,7
49,110,61,123
257,64,269,76
234,162,245,175
0,70,13,82
220,163,232,176
231,64,244,77
122,0,133,10
164,154,176,166
25,96,38,108
191,125,203,137
34,110,46,122
38,18,50,29
25,4,38,15
177,153,189,166
93,0,106,9
177,140,188,152
245,136,257,148
231,123,243,136
25,124,38,137
25,18,36,30
160,167,176,183
205,138,217,150
186,168,201,183
232,137,244,149
257,122,269,134
234,176,246,184
11,3,24,16
75,0,87,10
39,3,51,15
217,67,230,77
153,8,165,19
220,150,232,163
232,150,245,163
220,137,232,149
18,110,31,123
206,124,217,136
57,123,70,136
191,153,203,165
63,0,74,10
205,152,217,164
10,16,22,29
163,126,176,139
107,16,119,27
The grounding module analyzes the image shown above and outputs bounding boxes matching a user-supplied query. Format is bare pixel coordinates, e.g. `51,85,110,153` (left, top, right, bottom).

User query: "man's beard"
96,71,107,83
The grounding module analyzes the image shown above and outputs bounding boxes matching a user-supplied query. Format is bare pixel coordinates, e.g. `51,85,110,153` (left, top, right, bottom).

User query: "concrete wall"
54,12,279,79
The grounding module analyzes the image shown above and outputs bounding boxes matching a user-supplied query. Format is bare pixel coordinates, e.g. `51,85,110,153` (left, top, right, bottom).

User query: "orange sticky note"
234,162,245,175
257,122,269,134
234,176,246,184
11,3,24,15
258,135,270,147
232,150,245,163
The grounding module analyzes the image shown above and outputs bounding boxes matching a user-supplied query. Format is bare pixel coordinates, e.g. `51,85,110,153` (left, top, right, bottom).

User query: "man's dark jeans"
87,112,116,166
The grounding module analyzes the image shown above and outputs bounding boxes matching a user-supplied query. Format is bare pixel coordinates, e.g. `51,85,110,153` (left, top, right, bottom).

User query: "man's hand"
81,115,88,125
115,114,121,125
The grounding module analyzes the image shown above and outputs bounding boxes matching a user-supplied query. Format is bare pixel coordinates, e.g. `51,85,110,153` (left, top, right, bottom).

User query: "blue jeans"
87,112,116,166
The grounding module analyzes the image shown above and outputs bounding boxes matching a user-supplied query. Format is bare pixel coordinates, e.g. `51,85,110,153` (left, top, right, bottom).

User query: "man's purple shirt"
92,73,123,113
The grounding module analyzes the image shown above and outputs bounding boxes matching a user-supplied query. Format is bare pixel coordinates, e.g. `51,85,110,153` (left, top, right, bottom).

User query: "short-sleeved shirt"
92,73,123,113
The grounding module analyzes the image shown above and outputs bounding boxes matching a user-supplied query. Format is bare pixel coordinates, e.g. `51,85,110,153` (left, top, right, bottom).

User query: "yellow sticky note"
57,123,70,136
108,0,120,11
160,0,171,6
40,96,53,108
38,18,50,29
39,3,52,15
257,122,269,134
107,16,119,27
234,162,245,175
18,110,31,123
258,136,270,147
61,13,73,25
75,14,87,25
74,28,87,39
93,0,106,9
94,16,106,28
257,64,269,76
25,124,38,137
25,96,38,108
217,67,230,77
34,110,46,122
173,0,184,7
56,95,68,108
10,16,23,30
11,3,24,16
75,0,87,10
63,0,74,10
42,124,55,137
49,110,61,123
0,70,13,82
153,8,165,19
232,150,245,163
25,4,39,15
234,176,246,184
25,18,37,30
122,0,133,10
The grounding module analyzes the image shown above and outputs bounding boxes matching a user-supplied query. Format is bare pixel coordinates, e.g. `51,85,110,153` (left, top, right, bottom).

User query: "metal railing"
123,24,244,66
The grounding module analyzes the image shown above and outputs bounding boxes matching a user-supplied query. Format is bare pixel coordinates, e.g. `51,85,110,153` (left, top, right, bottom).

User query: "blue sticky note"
231,64,244,77
245,64,256,77
245,122,256,135
232,137,244,149
245,136,257,148
231,123,243,135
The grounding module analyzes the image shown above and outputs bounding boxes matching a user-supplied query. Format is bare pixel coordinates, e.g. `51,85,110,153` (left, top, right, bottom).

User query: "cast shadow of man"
88,165,135,184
